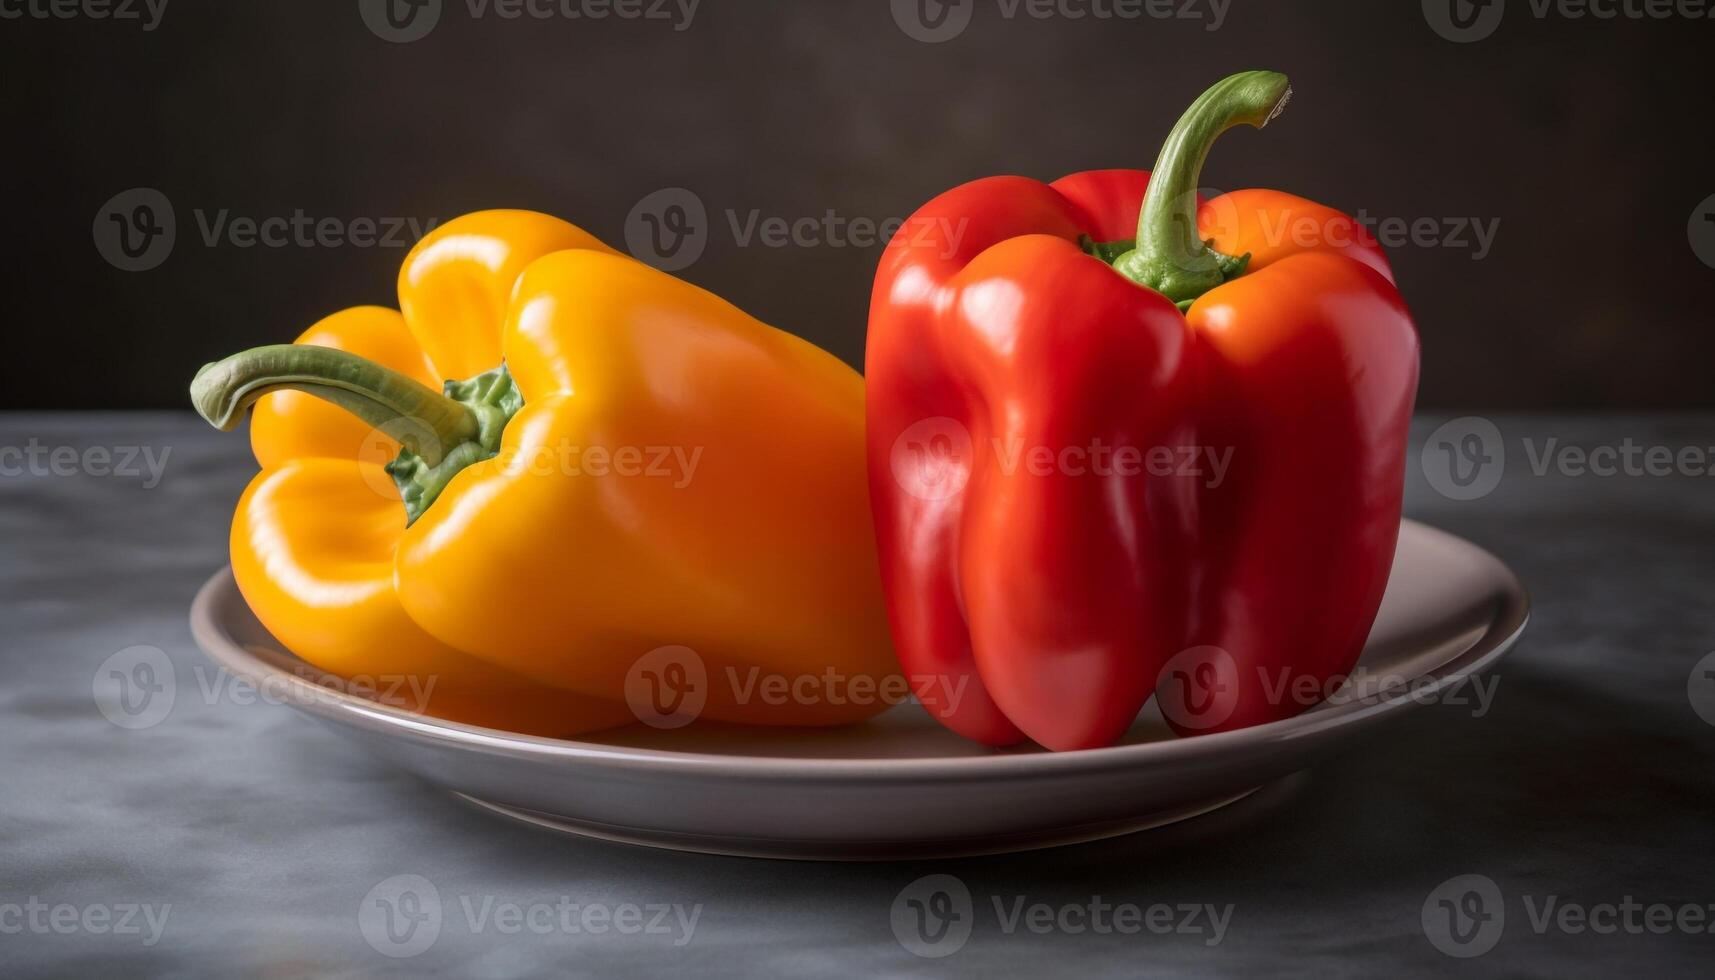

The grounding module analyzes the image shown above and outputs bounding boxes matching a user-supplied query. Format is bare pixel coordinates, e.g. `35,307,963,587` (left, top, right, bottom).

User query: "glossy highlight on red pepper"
865,71,1421,751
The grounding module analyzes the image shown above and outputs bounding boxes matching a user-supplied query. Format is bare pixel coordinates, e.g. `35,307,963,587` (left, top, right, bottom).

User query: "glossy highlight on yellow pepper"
193,210,898,736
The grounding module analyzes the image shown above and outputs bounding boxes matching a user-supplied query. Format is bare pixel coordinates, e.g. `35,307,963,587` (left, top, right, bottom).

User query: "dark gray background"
2,1,1711,409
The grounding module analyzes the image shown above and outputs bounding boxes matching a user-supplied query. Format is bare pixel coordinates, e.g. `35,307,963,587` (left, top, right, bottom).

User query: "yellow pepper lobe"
394,247,897,725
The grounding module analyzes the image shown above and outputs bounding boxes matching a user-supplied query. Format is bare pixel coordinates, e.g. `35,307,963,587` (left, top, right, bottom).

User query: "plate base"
188,521,1527,861
453,786,1264,861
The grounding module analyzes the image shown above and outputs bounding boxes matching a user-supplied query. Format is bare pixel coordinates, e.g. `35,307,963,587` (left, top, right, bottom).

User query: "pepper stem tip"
1112,70,1293,307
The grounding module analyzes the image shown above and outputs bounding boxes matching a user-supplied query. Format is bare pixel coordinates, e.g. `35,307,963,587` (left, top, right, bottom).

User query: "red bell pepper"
866,71,1420,751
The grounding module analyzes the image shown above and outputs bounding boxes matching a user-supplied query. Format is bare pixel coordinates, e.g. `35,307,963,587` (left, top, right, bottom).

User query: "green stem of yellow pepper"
190,344,521,525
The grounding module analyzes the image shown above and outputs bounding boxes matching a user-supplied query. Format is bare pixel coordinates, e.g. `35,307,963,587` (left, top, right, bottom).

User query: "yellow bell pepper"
191,210,897,736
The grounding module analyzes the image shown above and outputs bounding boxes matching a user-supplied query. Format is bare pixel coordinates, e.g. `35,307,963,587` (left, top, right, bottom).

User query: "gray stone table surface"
3,412,1713,978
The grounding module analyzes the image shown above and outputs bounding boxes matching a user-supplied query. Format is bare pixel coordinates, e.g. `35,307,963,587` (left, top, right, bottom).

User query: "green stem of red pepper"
1111,70,1294,310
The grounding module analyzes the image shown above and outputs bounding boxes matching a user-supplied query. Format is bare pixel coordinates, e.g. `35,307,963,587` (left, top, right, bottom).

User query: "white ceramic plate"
189,519,1527,860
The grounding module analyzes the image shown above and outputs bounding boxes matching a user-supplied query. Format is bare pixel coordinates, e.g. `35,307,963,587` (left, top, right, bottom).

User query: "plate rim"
188,518,1529,781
